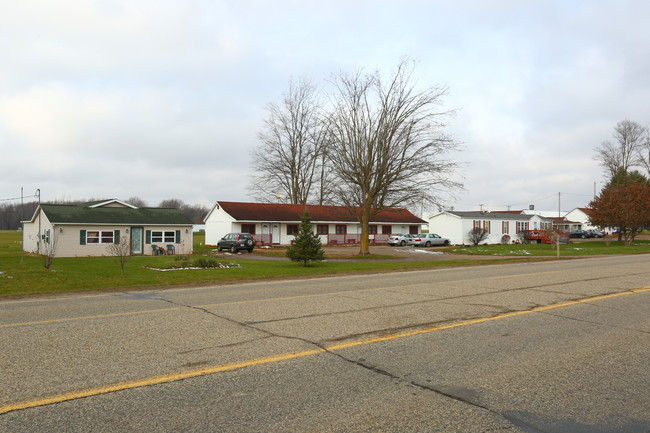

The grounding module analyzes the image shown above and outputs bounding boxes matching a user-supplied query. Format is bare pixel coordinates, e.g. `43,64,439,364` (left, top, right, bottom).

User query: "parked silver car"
586,229,605,238
408,233,450,247
388,233,415,246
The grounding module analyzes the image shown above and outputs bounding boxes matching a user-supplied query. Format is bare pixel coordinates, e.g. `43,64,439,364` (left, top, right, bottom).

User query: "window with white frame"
87,230,115,244
151,231,176,243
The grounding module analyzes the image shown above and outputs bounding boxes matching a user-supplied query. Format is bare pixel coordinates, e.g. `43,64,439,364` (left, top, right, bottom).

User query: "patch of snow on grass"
403,249,443,255
147,263,241,271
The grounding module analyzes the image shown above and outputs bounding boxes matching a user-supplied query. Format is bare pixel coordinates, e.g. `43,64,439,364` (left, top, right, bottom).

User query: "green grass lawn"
1,231,647,297
0,231,523,297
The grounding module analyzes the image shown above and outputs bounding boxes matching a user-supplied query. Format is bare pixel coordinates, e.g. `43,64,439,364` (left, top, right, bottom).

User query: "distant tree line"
0,197,209,230
0,201,39,230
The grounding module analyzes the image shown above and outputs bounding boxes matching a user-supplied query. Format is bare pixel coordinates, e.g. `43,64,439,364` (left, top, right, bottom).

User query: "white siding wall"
22,210,53,254
204,204,237,245
429,212,547,245
565,209,594,230
428,213,464,245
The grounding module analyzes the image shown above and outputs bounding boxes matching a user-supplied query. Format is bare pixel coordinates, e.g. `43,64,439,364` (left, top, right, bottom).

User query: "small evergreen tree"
286,210,325,266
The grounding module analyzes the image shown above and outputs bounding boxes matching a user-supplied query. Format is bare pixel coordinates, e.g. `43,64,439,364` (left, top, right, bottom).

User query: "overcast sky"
2,0,649,215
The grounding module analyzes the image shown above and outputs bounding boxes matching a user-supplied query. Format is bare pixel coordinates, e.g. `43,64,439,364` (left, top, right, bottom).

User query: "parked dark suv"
217,233,255,253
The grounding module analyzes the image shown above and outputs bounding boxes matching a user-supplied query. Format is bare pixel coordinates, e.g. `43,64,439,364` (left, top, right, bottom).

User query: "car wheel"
581,235,586,239
230,245,237,253
443,240,450,246
246,239,253,247
425,241,431,247
217,244,222,252
400,240,406,246
248,248,253,253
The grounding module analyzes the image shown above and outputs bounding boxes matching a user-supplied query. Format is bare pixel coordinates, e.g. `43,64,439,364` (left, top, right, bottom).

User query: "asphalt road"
1,255,649,432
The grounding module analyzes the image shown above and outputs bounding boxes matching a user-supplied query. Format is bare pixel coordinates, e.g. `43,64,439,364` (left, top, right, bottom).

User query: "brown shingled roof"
216,201,426,224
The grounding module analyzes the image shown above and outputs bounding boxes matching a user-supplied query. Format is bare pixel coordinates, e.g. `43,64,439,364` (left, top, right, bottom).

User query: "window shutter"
80,230,86,245
175,230,181,244
114,230,120,244
146,230,151,244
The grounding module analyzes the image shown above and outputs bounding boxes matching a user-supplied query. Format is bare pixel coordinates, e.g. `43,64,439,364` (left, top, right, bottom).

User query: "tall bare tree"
594,120,645,178
639,125,650,176
249,78,329,204
327,60,462,255
106,232,132,276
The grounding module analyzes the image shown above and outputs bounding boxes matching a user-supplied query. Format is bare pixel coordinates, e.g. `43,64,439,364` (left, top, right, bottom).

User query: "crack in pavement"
539,310,650,335
176,335,274,355
149,288,649,432
321,313,510,343
153,294,530,428
153,295,513,419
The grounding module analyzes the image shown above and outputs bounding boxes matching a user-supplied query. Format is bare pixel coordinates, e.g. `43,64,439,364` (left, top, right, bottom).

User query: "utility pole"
556,192,561,259
36,189,41,255
21,187,24,264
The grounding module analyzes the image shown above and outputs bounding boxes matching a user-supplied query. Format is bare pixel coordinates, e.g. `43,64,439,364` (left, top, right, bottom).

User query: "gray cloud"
1,0,649,213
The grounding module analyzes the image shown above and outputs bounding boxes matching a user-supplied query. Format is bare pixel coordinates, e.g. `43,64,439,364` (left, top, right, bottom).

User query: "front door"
272,224,280,244
131,227,143,255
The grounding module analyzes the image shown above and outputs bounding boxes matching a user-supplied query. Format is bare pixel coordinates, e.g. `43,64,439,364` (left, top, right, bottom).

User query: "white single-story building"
428,210,553,245
564,207,612,233
22,199,194,257
204,201,427,246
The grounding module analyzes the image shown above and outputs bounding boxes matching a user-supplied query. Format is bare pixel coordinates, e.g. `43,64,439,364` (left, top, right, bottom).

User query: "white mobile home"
204,201,427,246
428,211,551,245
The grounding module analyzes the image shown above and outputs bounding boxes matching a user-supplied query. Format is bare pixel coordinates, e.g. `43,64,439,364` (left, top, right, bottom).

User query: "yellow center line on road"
1,286,647,415
1,269,570,329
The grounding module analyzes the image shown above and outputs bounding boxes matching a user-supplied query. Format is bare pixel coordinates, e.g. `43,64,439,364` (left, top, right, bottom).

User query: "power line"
449,191,592,210
0,194,39,203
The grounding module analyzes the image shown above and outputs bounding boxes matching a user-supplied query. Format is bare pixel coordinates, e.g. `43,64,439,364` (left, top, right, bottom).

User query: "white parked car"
387,234,415,246
408,233,450,247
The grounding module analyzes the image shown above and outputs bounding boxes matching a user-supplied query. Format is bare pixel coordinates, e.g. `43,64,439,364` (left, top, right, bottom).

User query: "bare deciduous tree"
158,198,184,209
249,78,329,205
639,126,650,176
125,196,148,208
40,228,57,269
468,228,489,246
327,60,462,254
106,231,131,275
594,120,645,178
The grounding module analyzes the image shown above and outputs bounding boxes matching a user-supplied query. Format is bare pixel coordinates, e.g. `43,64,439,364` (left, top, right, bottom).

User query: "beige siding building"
23,199,194,257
